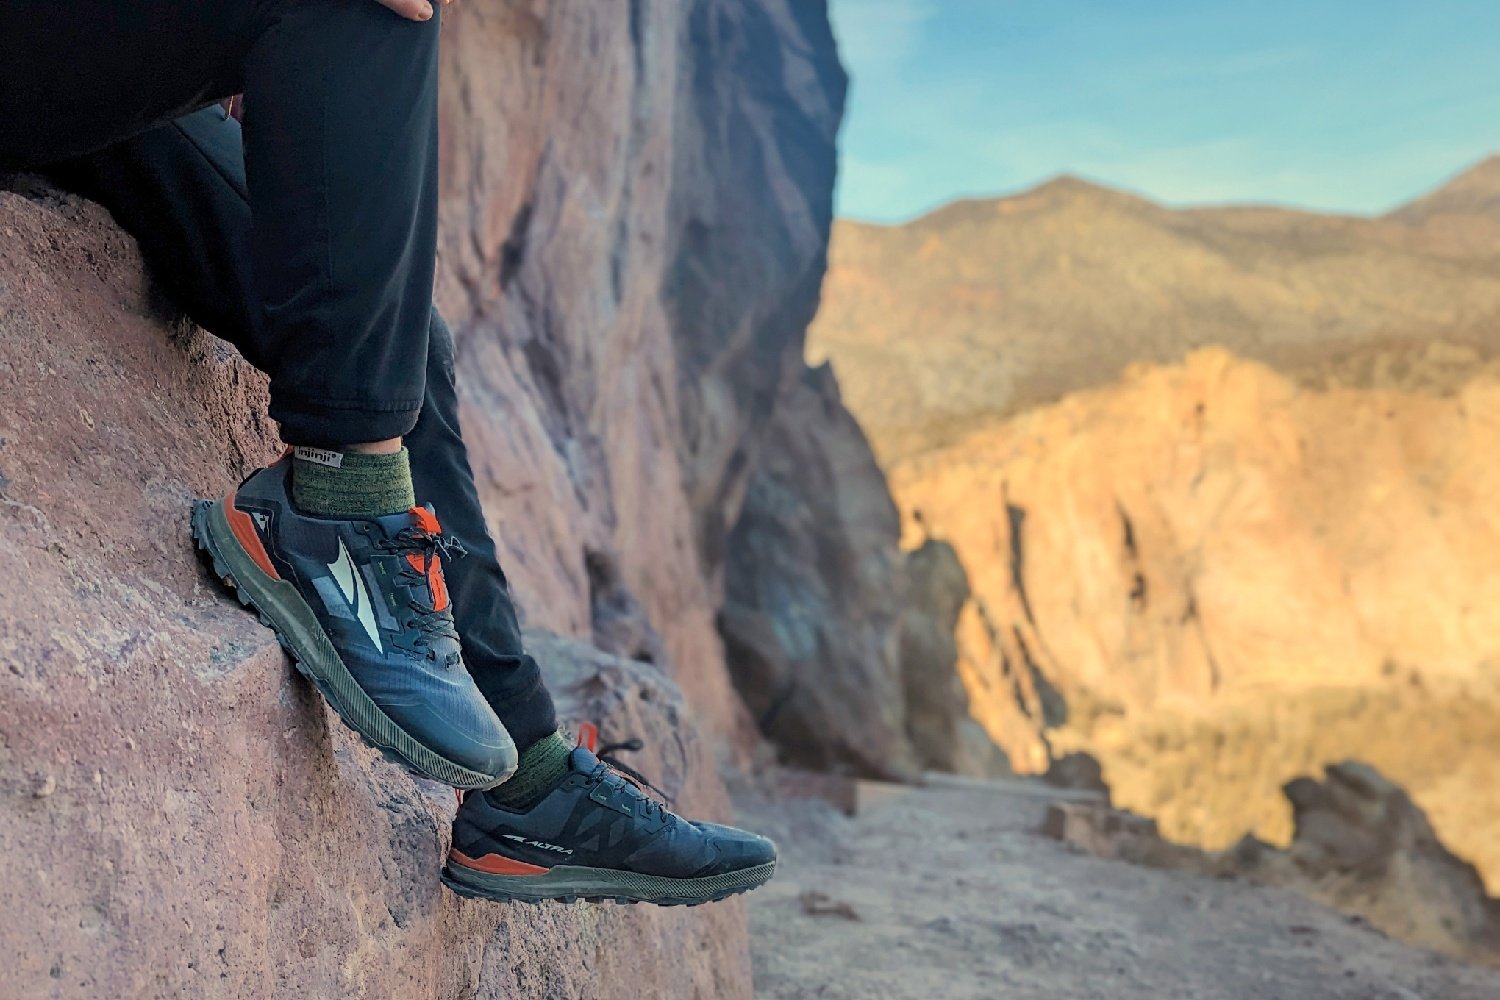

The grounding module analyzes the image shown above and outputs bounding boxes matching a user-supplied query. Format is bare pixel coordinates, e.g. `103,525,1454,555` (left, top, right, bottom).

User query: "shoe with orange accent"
190,458,516,789
441,739,777,905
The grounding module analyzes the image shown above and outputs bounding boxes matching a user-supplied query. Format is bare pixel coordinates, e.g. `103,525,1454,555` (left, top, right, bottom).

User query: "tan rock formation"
890,348,1500,895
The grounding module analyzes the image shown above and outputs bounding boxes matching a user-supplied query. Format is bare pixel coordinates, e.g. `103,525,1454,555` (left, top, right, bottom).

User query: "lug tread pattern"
438,859,776,908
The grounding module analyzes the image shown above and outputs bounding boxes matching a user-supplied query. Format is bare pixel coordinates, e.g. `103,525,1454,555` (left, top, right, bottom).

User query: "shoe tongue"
374,504,452,614
568,746,601,772
373,504,438,537
409,504,442,534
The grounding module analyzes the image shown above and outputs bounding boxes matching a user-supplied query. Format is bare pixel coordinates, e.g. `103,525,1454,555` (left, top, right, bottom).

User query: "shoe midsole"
443,858,777,902
196,499,510,789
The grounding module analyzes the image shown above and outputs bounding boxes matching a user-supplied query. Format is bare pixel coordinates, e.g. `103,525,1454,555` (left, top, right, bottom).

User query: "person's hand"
374,0,449,22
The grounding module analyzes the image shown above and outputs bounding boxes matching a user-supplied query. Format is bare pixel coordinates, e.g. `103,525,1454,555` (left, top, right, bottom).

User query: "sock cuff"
291,446,416,517
485,730,574,809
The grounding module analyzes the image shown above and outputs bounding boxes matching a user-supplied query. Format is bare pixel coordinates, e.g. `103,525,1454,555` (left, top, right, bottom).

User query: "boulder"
1269,761,1500,963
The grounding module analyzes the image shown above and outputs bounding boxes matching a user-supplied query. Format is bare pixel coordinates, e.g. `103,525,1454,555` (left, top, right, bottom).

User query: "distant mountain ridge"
808,156,1500,462
1391,156,1500,224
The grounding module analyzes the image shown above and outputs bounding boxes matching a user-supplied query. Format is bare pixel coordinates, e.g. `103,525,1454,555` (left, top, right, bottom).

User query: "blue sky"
828,0,1500,222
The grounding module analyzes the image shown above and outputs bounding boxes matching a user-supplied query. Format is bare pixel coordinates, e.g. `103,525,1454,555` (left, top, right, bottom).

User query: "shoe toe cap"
693,822,778,876
386,699,517,783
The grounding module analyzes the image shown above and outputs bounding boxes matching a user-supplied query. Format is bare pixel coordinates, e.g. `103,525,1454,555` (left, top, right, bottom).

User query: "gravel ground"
740,779,1500,1000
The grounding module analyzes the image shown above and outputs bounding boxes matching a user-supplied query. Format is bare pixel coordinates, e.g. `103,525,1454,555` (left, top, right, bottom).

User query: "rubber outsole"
439,859,777,907
191,499,512,790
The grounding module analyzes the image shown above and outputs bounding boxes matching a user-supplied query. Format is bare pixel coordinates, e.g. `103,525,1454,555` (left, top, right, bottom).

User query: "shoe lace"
587,734,675,816
382,523,467,648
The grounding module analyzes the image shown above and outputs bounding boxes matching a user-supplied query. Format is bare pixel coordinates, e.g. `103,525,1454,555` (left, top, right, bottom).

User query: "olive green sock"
290,446,416,517
486,730,575,810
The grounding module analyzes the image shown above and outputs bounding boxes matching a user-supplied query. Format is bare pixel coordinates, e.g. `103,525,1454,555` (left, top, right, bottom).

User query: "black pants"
0,2,557,749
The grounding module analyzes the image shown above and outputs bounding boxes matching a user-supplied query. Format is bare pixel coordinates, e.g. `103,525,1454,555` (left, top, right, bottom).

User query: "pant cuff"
270,396,422,448
474,655,559,753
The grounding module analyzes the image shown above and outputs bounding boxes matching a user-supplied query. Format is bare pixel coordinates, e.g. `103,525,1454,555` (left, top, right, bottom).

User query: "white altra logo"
328,539,383,652
502,833,574,855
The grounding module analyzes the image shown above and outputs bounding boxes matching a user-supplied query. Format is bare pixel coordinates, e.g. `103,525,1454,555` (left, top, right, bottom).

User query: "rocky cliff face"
0,163,753,1000
0,3,857,997
432,0,847,746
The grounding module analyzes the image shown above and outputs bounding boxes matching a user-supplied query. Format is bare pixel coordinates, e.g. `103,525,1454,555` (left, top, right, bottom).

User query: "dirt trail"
740,780,1500,1000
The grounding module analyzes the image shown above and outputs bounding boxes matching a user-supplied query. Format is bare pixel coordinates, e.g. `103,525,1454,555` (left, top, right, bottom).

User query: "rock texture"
888,348,1500,898
719,363,914,779
0,1,861,996
1043,762,1500,966
436,0,917,781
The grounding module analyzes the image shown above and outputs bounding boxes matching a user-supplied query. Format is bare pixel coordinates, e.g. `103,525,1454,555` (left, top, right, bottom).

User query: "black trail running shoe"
191,459,516,789
441,739,777,906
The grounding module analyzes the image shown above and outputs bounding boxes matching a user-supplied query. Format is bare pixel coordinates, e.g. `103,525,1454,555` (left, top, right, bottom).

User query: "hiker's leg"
0,0,435,447
408,316,559,750
9,5,530,788
0,3,246,170
53,108,558,751
239,0,441,447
